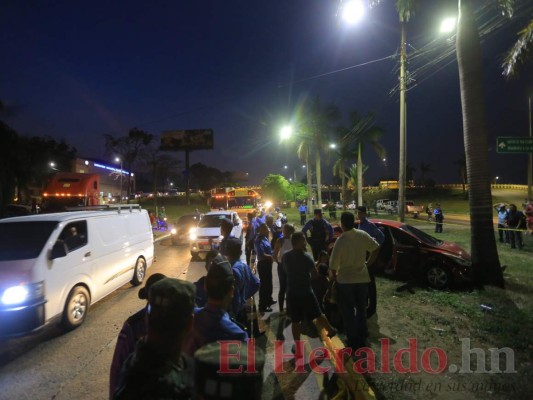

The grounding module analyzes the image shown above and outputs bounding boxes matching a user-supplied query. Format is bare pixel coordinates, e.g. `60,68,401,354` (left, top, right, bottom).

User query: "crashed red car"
329,219,472,289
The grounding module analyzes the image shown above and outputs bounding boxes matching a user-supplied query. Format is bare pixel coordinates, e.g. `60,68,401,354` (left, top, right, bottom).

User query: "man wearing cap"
329,212,380,352
219,217,236,257
184,257,248,356
109,273,167,398
113,278,196,400
225,237,261,336
356,206,385,319
302,208,334,261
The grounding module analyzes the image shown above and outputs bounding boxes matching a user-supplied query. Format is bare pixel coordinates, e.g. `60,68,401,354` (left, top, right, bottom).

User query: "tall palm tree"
332,126,356,207
454,154,468,194
347,111,386,206
502,17,533,77
406,162,416,183
456,0,503,287
298,97,340,210
297,141,313,210
419,162,432,187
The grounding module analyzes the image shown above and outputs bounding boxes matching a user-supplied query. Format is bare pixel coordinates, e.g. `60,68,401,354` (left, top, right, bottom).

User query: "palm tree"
419,162,432,187
349,112,386,206
502,18,533,77
297,141,313,210
454,154,467,194
332,127,356,208
406,162,416,183
456,0,504,287
298,96,340,210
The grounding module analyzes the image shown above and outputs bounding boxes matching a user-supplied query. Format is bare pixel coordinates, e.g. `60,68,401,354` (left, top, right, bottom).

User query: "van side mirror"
50,241,67,260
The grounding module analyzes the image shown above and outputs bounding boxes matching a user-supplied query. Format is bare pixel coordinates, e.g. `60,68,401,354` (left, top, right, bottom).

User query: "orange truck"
42,172,100,212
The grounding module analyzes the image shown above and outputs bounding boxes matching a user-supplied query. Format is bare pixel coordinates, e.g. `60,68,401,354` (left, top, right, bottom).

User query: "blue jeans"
336,282,369,351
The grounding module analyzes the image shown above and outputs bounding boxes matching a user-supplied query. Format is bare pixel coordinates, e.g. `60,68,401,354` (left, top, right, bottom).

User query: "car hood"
195,227,221,238
436,241,471,261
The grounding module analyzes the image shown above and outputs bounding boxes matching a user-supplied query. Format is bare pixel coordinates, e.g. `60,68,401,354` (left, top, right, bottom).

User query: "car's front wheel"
62,286,90,331
426,264,452,289
131,257,146,286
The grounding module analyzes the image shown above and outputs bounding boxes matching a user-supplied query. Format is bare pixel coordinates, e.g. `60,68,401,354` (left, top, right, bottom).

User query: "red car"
329,220,473,289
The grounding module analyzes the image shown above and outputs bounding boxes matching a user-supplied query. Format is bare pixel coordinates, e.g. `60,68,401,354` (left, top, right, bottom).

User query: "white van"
0,205,154,336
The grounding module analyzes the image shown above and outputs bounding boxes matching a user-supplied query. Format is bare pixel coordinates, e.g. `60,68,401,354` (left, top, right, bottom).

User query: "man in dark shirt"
113,278,196,400
283,232,336,353
302,209,334,260
255,223,276,312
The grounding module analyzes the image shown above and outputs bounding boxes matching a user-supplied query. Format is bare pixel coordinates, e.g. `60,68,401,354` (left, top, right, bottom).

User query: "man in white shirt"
329,212,380,351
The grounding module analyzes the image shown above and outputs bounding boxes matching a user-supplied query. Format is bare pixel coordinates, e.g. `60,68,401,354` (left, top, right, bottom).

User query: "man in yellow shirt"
329,212,380,351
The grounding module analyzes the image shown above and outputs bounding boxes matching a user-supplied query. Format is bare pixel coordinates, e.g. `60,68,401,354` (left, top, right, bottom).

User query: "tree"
332,127,354,208
456,0,503,287
454,154,468,194
502,17,533,77
261,174,292,204
297,96,341,209
406,162,416,182
104,128,154,202
419,162,432,187
346,163,369,201
0,121,20,209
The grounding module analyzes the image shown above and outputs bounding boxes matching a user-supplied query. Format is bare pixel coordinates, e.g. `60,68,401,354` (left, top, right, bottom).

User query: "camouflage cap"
148,278,195,331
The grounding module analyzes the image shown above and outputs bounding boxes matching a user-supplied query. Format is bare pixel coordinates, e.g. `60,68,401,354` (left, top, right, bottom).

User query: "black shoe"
259,307,273,313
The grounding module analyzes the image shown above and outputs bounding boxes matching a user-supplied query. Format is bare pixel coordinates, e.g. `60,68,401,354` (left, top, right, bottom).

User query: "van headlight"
189,228,197,241
1,282,44,305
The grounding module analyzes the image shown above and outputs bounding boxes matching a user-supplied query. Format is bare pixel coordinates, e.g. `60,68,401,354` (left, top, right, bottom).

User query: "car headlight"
189,228,197,241
446,254,471,267
1,282,44,306
170,228,177,235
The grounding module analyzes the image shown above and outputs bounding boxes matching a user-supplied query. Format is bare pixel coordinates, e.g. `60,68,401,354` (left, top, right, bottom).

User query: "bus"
209,187,261,222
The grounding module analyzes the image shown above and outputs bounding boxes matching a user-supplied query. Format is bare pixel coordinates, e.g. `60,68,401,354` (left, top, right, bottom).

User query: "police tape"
405,216,530,232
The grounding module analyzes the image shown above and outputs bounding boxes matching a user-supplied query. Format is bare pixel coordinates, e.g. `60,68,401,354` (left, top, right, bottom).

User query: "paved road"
0,235,328,400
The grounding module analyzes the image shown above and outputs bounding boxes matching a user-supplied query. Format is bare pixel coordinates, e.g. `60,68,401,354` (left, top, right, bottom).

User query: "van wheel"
62,286,90,331
131,257,146,286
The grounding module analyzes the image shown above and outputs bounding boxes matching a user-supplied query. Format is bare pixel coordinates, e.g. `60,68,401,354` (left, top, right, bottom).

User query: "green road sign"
496,137,533,153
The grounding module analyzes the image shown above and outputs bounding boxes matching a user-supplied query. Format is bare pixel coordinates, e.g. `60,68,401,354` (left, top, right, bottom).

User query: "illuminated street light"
329,143,337,149
115,157,123,203
280,126,293,140
342,0,365,25
440,17,456,34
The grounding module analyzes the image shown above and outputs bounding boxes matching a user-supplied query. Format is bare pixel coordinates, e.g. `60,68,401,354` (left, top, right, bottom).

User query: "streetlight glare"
440,17,456,33
280,126,293,140
115,157,120,162
329,143,337,149
342,0,365,25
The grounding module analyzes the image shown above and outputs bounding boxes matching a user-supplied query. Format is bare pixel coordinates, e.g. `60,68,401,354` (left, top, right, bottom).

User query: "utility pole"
398,22,407,222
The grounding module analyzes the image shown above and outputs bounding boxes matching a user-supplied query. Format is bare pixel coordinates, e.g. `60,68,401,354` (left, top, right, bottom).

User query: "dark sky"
1,0,532,185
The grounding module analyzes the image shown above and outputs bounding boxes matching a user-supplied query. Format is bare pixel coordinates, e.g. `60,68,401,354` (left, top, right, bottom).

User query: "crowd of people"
108,203,386,399
494,201,532,250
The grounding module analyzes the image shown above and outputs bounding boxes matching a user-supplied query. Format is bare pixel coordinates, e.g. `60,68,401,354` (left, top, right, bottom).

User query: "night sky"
1,0,532,185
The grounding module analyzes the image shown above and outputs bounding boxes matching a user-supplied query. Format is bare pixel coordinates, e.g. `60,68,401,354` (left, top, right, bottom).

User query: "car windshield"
199,214,231,228
178,215,200,225
0,221,58,261
402,224,443,246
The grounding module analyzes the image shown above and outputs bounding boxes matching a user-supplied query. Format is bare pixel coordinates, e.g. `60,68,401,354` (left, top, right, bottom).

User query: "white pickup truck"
388,201,424,218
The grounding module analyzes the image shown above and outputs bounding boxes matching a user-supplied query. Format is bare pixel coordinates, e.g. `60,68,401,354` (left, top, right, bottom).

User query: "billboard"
160,129,214,151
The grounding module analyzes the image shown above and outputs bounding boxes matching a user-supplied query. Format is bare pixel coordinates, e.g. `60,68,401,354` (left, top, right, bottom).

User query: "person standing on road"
494,203,510,243
113,278,195,400
299,203,307,226
245,211,257,265
255,223,276,312
302,209,334,261
109,273,167,399
273,223,295,313
434,203,444,233
283,232,337,354
183,258,248,356
506,204,526,250
356,206,385,319
329,212,380,352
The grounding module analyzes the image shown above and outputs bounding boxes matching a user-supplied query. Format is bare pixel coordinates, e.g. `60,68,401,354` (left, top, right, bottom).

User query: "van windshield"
199,214,231,228
0,221,59,261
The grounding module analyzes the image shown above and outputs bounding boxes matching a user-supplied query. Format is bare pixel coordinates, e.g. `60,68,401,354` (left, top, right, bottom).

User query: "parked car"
170,213,202,245
384,200,398,213
375,199,390,210
329,220,472,289
189,211,243,260
335,201,344,209
389,200,424,218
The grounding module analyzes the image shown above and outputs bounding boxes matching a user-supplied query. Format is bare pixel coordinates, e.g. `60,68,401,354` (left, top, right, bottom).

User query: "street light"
341,0,365,25
280,126,293,141
440,17,456,34
115,157,123,204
